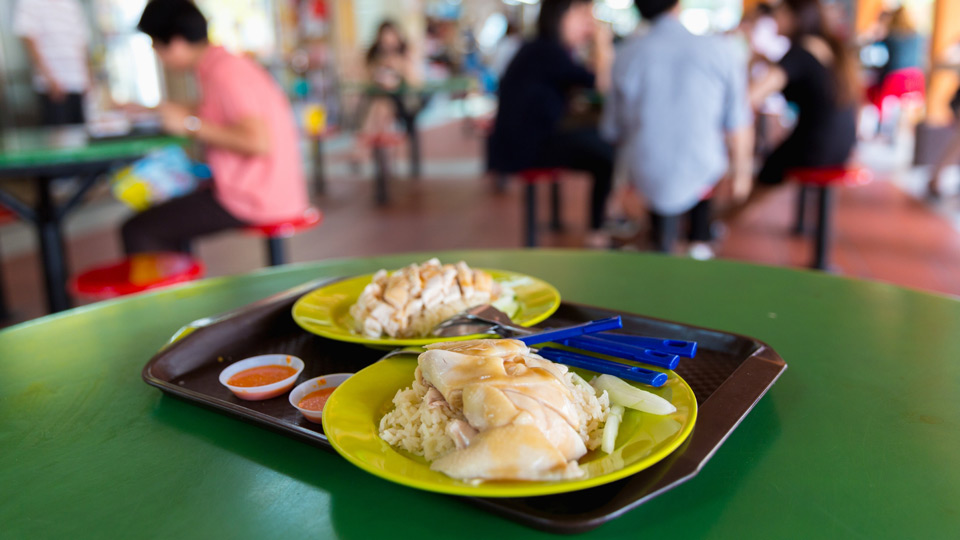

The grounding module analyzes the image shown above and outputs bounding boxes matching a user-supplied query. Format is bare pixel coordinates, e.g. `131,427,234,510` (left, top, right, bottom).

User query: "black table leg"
313,137,326,196
407,120,421,180
266,237,285,267
37,177,71,312
813,186,833,270
525,183,537,248
550,182,562,232
373,145,389,205
793,185,808,236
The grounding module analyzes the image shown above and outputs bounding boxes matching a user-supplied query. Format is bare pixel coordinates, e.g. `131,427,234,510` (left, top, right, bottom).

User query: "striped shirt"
13,0,91,93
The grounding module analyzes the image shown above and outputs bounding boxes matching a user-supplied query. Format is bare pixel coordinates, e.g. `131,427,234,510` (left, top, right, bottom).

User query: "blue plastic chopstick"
558,335,679,370
592,333,698,358
538,347,667,387
518,316,622,345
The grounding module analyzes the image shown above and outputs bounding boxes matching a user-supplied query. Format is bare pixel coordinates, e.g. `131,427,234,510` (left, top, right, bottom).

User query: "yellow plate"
322,353,697,498
292,269,561,346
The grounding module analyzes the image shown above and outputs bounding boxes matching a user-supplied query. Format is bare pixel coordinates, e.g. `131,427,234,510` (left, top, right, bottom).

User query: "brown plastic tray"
143,279,787,534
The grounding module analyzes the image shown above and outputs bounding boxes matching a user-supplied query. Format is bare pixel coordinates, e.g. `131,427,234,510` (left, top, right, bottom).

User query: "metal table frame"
0,158,141,313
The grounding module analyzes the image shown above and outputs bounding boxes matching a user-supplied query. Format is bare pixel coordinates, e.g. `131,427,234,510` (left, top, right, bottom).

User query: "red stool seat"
516,168,566,246
787,166,873,271
788,167,872,187
243,207,322,266
868,67,926,112
245,207,323,238
517,168,563,183
71,252,204,300
0,206,16,225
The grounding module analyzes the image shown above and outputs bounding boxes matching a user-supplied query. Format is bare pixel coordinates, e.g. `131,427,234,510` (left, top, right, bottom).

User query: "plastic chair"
244,207,323,266
71,252,205,300
517,168,565,247
789,166,872,270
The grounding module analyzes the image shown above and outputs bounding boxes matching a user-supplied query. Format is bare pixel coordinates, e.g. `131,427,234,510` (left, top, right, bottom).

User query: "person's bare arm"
591,22,613,93
159,103,270,156
748,66,787,109
725,125,755,201
21,36,64,101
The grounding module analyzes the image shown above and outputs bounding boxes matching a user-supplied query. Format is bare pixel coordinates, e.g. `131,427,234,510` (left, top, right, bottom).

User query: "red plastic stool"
71,252,205,301
360,132,406,205
244,206,323,266
788,166,872,270
517,168,564,247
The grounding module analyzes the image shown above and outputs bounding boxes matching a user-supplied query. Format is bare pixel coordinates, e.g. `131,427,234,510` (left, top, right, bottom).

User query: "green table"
1,250,958,538
0,126,184,313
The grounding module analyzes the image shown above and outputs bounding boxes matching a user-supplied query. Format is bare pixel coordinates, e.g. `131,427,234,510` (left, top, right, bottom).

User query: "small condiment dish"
289,373,353,423
219,354,305,401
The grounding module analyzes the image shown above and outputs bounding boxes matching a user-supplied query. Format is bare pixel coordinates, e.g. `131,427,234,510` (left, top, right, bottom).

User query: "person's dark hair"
633,0,679,21
782,0,861,105
755,2,774,17
537,0,592,41
138,0,208,45
366,21,408,65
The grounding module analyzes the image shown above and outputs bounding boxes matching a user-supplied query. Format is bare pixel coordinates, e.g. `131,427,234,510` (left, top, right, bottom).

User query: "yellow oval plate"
292,269,561,347
322,353,697,498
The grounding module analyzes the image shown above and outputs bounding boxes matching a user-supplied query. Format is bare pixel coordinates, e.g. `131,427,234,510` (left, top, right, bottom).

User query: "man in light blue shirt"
601,0,753,255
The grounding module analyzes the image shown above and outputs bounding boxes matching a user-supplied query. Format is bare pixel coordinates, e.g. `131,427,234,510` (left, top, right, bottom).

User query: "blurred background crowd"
1,0,960,324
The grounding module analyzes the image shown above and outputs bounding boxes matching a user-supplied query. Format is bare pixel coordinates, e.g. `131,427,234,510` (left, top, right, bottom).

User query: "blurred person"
363,21,412,135
602,0,753,256
488,0,614,246
876,7,923,82
733,0,859,214
928,122,960,199
121,0,308,254
13,0,92,125
489,23,523,80
349,21,412,164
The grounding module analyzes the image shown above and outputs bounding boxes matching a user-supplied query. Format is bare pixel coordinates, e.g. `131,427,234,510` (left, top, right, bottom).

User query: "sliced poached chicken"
414,339,600,481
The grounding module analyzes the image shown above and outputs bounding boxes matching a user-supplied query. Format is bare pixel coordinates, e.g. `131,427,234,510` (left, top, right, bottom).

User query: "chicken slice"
425,339,528,358
430,419,583,481
417,349,508,409
499,388,586,460
445,419,478,449
461,383,520,430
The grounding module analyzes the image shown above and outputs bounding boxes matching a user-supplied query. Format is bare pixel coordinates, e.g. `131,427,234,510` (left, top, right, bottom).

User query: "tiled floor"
2,119,959,326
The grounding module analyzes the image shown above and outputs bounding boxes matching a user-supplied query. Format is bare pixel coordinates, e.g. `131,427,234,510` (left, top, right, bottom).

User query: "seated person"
487,0,614,246
747,0,859,191
602,0,753,255
122,0,308,254
350,20,411,165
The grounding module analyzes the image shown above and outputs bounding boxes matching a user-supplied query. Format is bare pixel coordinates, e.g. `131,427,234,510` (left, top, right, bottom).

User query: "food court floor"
2,119,960,325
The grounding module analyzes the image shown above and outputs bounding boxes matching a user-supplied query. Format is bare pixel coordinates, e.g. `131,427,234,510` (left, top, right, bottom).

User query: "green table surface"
0,126,184,170
1,250,958,539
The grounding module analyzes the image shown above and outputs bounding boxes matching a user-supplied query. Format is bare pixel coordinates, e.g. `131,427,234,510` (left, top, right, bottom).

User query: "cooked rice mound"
349,258,506,339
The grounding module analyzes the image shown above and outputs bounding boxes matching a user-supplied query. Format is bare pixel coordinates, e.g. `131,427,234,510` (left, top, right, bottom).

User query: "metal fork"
431,304,532,338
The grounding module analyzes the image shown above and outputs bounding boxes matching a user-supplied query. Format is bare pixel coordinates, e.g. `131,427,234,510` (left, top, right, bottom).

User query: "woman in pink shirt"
122,0,308,254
